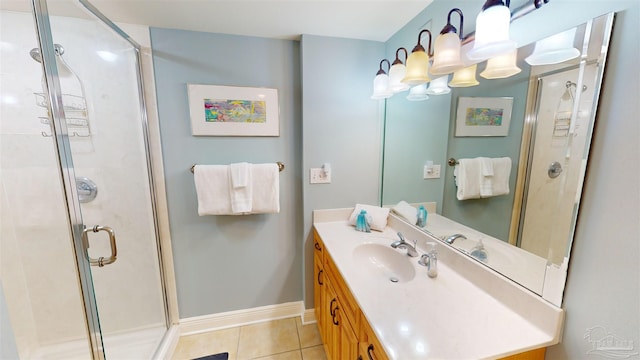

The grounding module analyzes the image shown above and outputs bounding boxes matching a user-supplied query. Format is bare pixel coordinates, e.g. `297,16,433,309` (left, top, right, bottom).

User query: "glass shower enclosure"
1,0,170,358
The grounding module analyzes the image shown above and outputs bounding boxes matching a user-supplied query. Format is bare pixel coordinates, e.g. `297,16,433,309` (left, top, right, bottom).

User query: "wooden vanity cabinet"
313,228,543,360
314,230,387,360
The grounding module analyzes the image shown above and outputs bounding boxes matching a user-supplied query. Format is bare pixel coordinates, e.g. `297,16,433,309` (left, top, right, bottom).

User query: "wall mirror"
381,11,614,306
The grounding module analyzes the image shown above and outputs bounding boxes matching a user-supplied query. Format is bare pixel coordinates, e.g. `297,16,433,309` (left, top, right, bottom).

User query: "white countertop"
313,208,564,360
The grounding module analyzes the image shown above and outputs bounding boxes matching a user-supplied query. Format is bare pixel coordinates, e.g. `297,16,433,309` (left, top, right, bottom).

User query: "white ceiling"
2,0,434,42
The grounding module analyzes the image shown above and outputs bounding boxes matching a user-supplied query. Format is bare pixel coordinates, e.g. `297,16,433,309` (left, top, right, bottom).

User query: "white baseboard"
179,301,305,336
302,308,316,325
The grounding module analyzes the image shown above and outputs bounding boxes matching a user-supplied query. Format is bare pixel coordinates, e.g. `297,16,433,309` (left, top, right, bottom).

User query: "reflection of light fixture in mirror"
406,84,430,101
401,29,433,86
388,48,410,93
97,50,118,62
466,0,516,61
425,75,451,95
480,49,521,79
371,59,393,100
525,28,580,65
431,8,465,76
449,64,479,87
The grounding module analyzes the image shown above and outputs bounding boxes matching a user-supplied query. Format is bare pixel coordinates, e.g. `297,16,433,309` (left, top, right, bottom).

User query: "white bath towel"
250,163,280,214
454,158,482,200
488,157,511,197
391,201,417,225
193,165,233,216
479,157,494,197
229,162,252,213
348,204,390,231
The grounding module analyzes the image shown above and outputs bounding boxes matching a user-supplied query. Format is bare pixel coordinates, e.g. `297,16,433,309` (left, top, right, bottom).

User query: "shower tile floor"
171,317,326,360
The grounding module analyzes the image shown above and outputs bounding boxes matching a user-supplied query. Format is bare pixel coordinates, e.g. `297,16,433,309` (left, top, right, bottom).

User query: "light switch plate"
424,164,441,179
310,168,331,184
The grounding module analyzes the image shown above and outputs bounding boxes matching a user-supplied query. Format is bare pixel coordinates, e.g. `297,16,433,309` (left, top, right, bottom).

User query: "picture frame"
455,96,513,137
188,84,279,136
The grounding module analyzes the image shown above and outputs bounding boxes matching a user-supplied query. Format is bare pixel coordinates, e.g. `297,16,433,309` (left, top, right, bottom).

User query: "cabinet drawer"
323,250,360,332
359,313,389,360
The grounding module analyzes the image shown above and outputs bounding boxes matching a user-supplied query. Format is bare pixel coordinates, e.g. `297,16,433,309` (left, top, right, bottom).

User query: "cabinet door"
338,310,359,360
314,255,325,343
324,280,340,360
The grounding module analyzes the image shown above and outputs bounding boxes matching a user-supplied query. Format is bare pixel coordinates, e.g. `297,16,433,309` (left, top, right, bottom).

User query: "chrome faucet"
390,232,419,257
444,233,467,245
418,244,438,278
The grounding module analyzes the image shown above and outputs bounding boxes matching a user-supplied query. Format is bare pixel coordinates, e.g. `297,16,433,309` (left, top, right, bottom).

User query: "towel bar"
190,162,285,173
448,158,459,167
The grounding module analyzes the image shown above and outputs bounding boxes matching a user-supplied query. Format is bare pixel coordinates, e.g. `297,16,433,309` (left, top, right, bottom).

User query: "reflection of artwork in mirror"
455,97,513,137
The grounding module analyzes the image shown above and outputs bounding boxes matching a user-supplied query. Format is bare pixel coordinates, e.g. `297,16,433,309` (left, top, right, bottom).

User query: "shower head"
29,44,65,63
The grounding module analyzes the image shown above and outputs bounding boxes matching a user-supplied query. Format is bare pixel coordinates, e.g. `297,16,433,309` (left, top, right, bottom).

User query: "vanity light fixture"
431,8,465,76
388,48,410,93
371,59,393,100
406,84,430,101
466,0,517,61
480,49,521,79
425,75,451,95
449,64,479,87
401,29,434,86
525,27,580,65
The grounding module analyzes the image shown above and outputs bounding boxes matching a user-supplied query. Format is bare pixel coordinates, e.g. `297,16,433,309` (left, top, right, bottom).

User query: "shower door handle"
82,225,118,267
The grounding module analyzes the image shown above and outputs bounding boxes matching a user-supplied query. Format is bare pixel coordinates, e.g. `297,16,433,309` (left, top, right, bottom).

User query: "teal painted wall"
150,28,303,317
300,34,385,309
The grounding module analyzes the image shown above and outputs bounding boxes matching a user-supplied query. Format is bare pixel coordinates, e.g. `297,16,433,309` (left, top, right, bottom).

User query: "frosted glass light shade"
449,64,479,87
425,76,451,95
480,49,521,79
371,73,392,99
431,33,464,75
401,50,431,85
406,84,430,101
525,28,580,65
388,63,410,93
467,5,516,61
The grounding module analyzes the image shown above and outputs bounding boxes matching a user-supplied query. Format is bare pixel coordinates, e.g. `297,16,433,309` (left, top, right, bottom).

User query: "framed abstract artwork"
188,84,279,136
455,97,513,137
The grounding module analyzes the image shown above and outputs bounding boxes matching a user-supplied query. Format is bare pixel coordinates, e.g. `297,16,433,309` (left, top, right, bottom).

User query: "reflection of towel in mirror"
391,201,418,225
489,157,511,197
479,157,494,197
454,157,511,200
454,159,482,200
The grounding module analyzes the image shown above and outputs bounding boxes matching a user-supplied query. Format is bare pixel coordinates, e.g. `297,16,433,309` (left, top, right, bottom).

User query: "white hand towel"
193,165,232,216
250,163,280,214
479,157,494,197
455,158,482,200
348,204,390,231
229,162,252,214
487,157,511,197
391,201,417,225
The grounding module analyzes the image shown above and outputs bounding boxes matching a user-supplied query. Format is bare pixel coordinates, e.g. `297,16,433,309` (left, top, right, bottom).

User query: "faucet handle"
396,232,405,242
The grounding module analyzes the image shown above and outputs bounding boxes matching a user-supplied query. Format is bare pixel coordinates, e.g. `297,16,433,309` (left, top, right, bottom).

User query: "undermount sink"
352,243,416,283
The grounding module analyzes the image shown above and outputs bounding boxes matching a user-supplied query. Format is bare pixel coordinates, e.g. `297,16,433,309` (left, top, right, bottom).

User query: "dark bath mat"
193,352,229,360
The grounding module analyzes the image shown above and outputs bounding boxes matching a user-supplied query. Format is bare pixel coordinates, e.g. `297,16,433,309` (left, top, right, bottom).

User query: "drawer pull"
367,344,375,360
317,269,323,285
332,307,340,326
329,298,338,316
315,242,321,251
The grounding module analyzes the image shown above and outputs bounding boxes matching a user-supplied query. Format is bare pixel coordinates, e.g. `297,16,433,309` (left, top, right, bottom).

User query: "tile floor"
171,317,327,360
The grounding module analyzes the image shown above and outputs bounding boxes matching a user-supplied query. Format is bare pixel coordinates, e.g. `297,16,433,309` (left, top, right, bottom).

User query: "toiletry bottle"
417,205,427,227
356,210,371,233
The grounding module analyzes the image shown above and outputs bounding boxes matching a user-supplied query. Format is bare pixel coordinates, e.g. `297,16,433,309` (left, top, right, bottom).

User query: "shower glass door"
1,0,168,358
